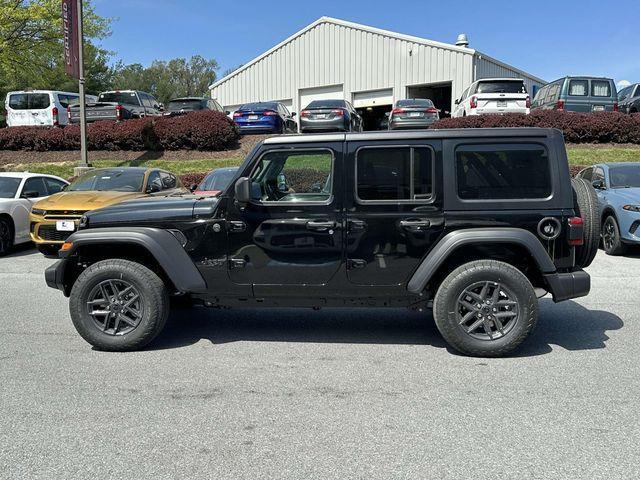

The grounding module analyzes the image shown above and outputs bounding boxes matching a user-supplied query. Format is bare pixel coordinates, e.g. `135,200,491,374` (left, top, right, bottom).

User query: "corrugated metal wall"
211,20,475,113
474,56,545,95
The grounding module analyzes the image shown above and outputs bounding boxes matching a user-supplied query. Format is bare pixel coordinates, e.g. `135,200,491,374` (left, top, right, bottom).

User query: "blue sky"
94,0,640,84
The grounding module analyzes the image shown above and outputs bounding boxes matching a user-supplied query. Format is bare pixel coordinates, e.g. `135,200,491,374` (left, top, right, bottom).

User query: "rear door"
226,142,343,293
565,79,591,112
345,139,444,286
589,79,615,112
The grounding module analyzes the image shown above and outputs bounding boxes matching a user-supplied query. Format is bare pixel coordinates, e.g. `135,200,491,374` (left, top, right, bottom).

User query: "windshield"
609,165,640,188
305,100,346,109
98,92,140,106
168,99,204,111
0,177,21,198
396,99,434,108
239,102,279,111
68,170,145,192
476,81,527,94
200,169,238,191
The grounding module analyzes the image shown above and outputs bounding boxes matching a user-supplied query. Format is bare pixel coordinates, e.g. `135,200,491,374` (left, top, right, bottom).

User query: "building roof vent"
455,33,469,48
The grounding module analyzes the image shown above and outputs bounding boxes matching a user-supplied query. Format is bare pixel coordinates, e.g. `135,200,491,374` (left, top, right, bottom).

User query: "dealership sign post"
62,0,90,171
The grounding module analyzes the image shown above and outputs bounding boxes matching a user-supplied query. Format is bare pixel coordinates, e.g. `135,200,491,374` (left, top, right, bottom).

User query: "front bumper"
30,216,81,245
45,259,67,293
543,269,590,302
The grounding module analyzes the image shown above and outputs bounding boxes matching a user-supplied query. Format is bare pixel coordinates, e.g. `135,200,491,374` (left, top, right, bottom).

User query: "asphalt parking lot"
1,247,639,479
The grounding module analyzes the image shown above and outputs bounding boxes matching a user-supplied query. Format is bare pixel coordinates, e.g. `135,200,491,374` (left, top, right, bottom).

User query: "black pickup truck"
68,90,163,123
46,128,598,357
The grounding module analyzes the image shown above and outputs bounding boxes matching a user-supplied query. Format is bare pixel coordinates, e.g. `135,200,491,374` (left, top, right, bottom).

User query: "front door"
345,140,444,286
226,143,343,290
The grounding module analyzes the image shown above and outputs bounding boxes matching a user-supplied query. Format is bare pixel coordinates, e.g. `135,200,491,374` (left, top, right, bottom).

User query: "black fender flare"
61,227,207,293
407,228,556,294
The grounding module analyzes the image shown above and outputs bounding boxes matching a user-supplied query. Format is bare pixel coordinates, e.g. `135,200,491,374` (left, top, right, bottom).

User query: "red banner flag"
62,0,80,79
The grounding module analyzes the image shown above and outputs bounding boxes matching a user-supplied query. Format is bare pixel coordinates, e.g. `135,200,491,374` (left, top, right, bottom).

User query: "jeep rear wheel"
69,259,169,351
433,260,538,357
571,178,599,268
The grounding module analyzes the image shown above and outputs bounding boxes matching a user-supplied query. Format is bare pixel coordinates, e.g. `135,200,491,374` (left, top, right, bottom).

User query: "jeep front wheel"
69,259,169,351
433,260,538,357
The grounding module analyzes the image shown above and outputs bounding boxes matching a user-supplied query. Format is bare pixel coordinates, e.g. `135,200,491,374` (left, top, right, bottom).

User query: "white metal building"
210,17,546,129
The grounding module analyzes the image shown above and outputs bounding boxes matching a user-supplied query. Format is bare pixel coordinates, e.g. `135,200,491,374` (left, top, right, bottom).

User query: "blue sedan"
577,163,640,255
232,102,297,134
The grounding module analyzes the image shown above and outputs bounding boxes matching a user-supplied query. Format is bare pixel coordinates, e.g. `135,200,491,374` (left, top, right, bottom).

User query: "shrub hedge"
430,111,640,144
0,111,239,151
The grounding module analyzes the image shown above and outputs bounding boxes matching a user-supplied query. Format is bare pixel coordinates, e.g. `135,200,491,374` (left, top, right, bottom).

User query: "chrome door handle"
306,220,337,231
399,219,431,229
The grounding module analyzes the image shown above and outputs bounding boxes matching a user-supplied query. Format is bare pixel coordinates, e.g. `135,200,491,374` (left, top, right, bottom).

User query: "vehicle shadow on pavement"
151,299,623,356
4,243,36,258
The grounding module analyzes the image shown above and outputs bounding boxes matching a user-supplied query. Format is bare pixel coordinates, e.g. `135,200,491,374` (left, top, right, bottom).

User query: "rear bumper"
389,118,438,129
45,259,67,293
469,107,530,116
543,269,590,303
300,118,347,132
237,123,280,134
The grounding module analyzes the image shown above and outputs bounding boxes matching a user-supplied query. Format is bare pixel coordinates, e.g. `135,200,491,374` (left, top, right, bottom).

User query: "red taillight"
300,110,310,117
525,96,531,109
115,104,123,121
613,102,619,112
425,107,438,114
52,106,59,126
263,110,278,116
233,111,243,118
469,96,478,109
331,109,345,116
556,99,565,111
568,216,584,246
392,108,404,114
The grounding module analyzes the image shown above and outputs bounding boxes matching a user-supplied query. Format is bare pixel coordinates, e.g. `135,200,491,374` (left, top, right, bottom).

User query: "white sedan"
0,172,69,255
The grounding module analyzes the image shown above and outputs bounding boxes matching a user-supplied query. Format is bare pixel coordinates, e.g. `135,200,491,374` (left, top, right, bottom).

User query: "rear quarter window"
591,80,612,97
455,144,552,200
568,80,588,96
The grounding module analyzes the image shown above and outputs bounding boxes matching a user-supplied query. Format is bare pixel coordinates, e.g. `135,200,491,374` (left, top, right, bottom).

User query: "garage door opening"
356,105,392,131
406,82,453,118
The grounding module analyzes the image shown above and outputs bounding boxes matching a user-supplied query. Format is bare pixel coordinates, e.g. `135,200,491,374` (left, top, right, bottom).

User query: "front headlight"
31,208,46,216
623,205,640,212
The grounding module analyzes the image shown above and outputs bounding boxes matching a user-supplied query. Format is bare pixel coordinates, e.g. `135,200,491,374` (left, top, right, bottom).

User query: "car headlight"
623,205,640,212
31,208,46,216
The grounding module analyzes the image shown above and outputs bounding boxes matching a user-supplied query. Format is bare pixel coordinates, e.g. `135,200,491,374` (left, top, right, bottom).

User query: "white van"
4,90,98,127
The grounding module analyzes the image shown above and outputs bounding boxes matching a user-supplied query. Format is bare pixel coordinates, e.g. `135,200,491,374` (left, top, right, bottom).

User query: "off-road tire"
0,218,13,256
571,177,600,268
69,259,169,351
433,260,538,357
602,215,627,256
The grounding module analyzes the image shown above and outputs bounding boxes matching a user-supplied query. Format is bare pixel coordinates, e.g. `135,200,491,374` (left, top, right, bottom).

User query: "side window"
141,94,153,108
548,83,560,102
214,100,224,112
147,171,162,192
579,168,593,181
591,80,611,97
618,86,631,101
250,150,333,203
460,87,469,102
8,94,28,110
22,177,48,197
568,80,588,96
356,147,433,202
634,85,640,98
533,85,547,105
160,172,178,190
44,178,67,194
592,168,605,183
455,144,551,200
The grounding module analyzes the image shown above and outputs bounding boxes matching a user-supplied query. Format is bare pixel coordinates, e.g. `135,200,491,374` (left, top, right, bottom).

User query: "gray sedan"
388,98,439,130
299,100,362,133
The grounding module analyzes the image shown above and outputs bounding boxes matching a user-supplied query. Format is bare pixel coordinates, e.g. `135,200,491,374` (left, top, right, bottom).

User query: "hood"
33,191,145,211
609,187,640,204
84,195,220,227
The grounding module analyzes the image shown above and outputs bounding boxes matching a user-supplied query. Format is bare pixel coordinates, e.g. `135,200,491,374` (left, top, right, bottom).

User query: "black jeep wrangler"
46,128,598,356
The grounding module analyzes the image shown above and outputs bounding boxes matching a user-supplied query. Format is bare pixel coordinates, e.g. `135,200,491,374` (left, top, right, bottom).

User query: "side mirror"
157,103,165,112
291,112,297,117
189,183,198,193
234,177,251,204
21,190,40,199
147,183,161,193
61,184,68,191
224,110,230,115
454,99,460,105
592,179,605,190
384,112,390,117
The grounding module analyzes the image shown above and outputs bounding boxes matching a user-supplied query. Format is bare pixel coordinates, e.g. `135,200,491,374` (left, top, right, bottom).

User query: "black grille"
37,225,72,242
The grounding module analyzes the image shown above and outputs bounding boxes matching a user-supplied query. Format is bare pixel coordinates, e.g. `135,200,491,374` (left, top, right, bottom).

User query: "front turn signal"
60,242,74,252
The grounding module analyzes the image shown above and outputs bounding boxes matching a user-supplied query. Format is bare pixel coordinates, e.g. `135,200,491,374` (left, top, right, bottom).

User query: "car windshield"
68,170,145,192
239,102,279,111
199,169,238,191
396,99,434,107
0,177,21,198
168,99,204,111
98,92,140,106
476,81,527,94
609,165,640,188
305,100,346,109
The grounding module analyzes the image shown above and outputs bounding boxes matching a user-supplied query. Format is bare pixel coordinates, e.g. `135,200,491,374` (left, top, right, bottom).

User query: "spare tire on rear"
571,177,600,268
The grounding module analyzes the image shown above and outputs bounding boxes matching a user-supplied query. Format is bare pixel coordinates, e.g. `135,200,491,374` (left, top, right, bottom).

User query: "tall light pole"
76,0,89,170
